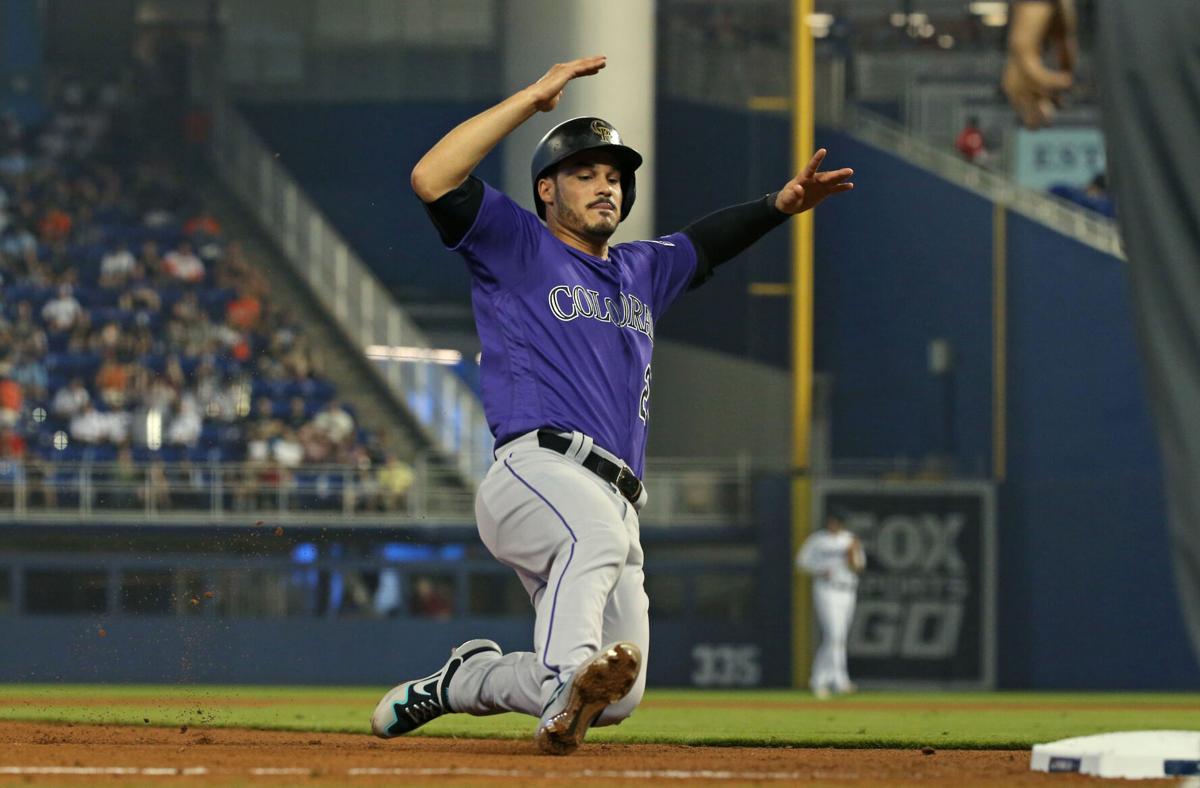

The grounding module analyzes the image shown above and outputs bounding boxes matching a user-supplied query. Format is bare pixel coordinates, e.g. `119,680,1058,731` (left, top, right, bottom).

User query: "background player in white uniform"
797,506,866,698
370,55,854,754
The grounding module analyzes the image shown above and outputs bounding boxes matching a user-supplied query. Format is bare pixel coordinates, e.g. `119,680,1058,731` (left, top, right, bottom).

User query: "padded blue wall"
654,100,792,366
812,131,1198,688
1001,215,1196,688
814,129,995,475
241,102,501,303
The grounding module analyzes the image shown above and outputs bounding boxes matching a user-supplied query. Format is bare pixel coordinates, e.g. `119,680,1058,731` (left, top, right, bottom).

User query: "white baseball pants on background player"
811,581,856,693
445,430,649,724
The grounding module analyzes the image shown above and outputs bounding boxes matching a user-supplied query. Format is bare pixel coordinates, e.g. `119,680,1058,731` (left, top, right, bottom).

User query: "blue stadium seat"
187,445,224,463
83,445,118,463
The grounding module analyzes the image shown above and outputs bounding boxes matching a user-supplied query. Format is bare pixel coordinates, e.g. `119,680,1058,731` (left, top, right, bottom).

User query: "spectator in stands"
0,221,37,265
95,350,130,407
162,239,205,284
282,337,316,380
313,399,354,445
0,145,30,178
299,422,333,464
41,284,84,333
183,207,221,239
10,301,46,357
0,425,26,460
0,368,21,427
226,286,262,330
119,263,162,312
53,377,91,418
249,395,282,436
273,427,304,468
286,396,308,430
99,240,136,287
377,452,415,512
194,366,241,423
9,350,48,403
1086,172,1108,200
165,395,201,446
90,320,123,355
144,371,180,415
139,239,163,277
955,116,988,164
216,316,253,364
411,576,452,620
38,205,73,243
70,401,127,444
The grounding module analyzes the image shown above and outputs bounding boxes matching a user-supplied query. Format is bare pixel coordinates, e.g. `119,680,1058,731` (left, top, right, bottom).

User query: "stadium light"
365,345,464,365
968,1,1009,26
968,1,1008,15
806,12,833,38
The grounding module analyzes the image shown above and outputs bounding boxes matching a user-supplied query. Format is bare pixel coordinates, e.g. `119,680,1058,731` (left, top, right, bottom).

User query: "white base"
1030,731,1200,779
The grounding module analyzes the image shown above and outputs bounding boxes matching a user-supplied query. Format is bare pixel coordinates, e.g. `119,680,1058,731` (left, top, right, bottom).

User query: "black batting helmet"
530,117,643,221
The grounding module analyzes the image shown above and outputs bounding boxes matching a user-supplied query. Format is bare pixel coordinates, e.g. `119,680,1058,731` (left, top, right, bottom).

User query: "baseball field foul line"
346,766,827,780
0,767,209,776
0,765,826,781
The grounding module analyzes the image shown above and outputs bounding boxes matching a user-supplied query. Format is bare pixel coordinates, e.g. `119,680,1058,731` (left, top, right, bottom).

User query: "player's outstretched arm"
681,148,853,288
773,149,855,215
410,56,607,202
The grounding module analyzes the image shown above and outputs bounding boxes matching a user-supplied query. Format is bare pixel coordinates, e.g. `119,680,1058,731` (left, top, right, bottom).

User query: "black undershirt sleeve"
422,176,485,247
681,192,790,289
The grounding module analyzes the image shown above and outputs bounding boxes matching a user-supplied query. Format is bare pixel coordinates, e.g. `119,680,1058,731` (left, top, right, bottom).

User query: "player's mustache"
588,198,616,210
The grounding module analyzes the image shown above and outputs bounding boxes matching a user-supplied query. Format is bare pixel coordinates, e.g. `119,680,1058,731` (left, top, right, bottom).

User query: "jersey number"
638,364,652,423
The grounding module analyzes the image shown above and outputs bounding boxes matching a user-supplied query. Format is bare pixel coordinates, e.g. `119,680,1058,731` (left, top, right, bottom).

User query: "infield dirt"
0,721,1179,786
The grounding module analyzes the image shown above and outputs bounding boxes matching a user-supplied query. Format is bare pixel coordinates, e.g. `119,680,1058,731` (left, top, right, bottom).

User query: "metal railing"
209,101,495,483
843,106,1125,261
0,458,754,527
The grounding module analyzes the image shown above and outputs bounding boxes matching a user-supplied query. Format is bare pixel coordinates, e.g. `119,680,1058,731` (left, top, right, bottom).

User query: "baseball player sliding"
797,506,866,698
371,55,854,754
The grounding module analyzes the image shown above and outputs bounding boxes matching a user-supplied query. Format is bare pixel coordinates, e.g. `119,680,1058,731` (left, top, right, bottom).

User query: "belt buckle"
613,464,641,504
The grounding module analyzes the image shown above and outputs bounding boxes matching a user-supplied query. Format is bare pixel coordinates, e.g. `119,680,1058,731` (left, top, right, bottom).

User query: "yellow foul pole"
790,0,816,689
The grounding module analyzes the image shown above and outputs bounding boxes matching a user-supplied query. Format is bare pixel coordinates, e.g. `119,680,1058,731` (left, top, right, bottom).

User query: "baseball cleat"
370,638,502,738
535,641,642,756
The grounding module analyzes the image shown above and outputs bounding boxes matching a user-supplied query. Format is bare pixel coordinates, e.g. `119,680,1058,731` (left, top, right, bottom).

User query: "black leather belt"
537,430,644,506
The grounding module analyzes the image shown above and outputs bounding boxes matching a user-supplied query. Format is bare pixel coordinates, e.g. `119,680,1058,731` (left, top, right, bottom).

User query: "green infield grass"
1,685,1197,749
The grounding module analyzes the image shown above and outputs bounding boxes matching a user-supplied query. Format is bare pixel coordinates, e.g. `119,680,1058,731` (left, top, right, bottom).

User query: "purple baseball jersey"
448,182,697,477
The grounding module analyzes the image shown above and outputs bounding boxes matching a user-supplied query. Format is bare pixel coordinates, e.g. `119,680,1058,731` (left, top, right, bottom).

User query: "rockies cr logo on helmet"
589,120,617,144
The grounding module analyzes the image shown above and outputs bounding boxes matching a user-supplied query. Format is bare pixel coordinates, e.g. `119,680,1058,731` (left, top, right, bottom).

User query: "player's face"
542,154,623,240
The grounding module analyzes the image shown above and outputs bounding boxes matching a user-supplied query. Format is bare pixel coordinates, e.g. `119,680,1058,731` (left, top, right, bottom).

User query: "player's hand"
526,56,607,113
775,149,854,215
1002,0,1077,129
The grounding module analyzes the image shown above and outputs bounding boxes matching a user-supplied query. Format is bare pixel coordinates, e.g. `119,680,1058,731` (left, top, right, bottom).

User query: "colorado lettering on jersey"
547,285,655,342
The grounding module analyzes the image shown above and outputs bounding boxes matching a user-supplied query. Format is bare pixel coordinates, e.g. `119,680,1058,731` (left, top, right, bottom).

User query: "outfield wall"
812,128,1199,689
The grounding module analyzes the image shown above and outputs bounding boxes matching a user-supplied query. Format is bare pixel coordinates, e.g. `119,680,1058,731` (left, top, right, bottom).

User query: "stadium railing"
842,105,1124,260
209,100,494,483
0,457,754,527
